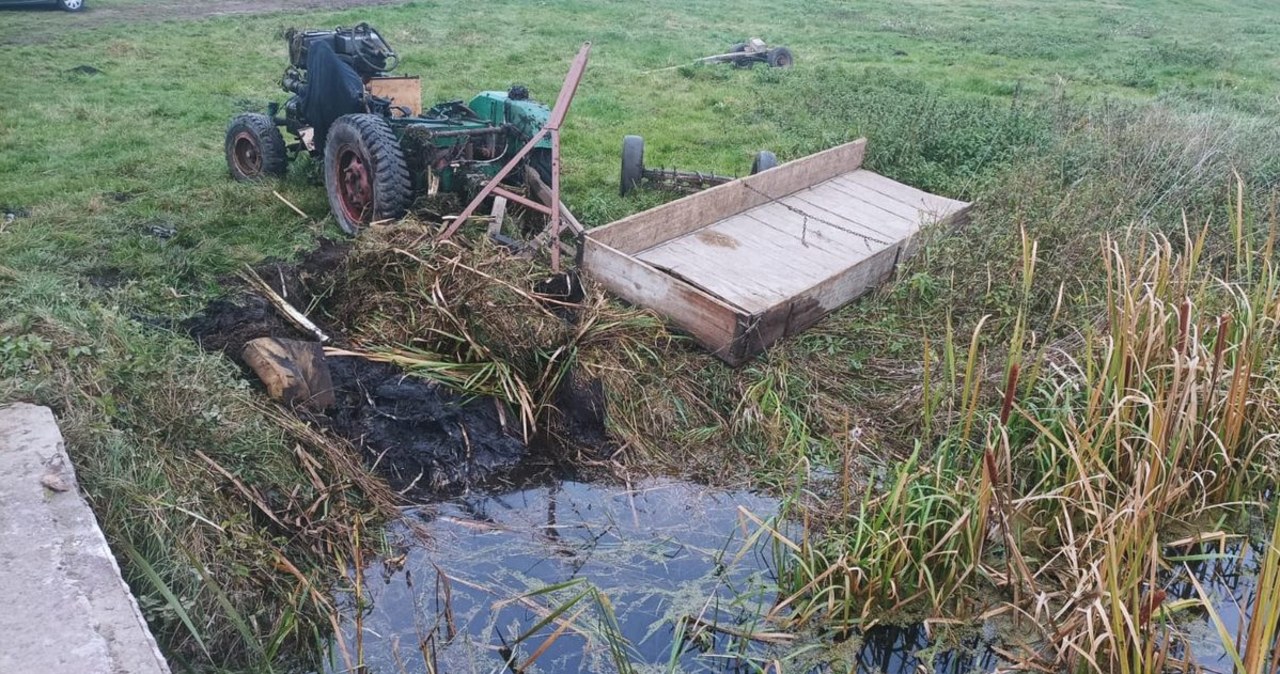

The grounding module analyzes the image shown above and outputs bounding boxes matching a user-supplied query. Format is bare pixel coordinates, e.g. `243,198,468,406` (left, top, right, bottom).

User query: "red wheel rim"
232,132,262,176
335,145,373,226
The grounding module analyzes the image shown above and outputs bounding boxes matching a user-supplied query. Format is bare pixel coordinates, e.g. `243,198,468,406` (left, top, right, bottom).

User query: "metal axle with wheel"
619,135,777,196
697,38,794,69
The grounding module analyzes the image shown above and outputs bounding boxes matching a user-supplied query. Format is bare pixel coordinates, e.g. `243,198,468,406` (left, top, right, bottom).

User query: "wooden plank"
773,190,896,236
740,201,886,256
651,210,861,280
638,252,782,313
739,138,867,204
581,238,744,359
637,208,889,313
487,196,508,237
834,172,966,223
798,180,922,230
741,242,905,357
591,180,746,253
638,234,802,313
826,176,930,223
367,77,422,116
900,201,973,260
777,190,916,243
840,169,968,216
589,139,867,254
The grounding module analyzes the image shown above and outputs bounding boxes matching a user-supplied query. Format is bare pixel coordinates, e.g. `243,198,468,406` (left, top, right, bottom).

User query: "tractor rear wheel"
225,113,287,182
751,151,778,174
766,47,794,68
323,114,412,236
620,135,645,197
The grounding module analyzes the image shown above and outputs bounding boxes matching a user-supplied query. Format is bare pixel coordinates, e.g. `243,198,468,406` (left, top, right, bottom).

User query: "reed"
765,196,1280,672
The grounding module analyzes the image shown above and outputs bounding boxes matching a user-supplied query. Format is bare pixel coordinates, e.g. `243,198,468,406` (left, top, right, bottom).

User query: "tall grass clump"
1000,220,1278,672
767,203,1280,671
318,222,676,448
0,273,398,671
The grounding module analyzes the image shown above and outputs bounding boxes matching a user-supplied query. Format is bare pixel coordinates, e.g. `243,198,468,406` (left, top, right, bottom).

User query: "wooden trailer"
581,139,971,365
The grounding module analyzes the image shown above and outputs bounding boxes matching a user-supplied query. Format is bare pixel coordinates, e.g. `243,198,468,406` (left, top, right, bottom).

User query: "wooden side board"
590,138,868,255
582,237,745,361
737,243,904,360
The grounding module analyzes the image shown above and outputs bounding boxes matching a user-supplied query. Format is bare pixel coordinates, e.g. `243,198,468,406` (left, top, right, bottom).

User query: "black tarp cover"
301,40,365,151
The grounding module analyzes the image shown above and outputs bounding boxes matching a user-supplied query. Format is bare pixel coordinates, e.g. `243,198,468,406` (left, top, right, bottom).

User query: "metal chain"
742,182,895,248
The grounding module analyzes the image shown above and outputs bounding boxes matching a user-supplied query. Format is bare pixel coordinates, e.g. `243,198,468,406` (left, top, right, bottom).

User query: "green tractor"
225,23,553,234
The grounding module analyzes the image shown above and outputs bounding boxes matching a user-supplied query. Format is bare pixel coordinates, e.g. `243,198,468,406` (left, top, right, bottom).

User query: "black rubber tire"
225,113,287,182
750,151,778,174
58,0,85,11
529,147,554,186
728,42,748,53
324,114,412,236
620,135,645,197
766,47,794,69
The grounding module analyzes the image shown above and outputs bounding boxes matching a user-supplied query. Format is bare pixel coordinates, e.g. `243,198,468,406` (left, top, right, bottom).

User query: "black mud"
184,239,536,496
326,357,525,494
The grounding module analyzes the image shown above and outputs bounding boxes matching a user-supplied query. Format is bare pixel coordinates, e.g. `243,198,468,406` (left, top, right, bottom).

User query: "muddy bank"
1,0,413,46
326,356,525,493
184,242,533,495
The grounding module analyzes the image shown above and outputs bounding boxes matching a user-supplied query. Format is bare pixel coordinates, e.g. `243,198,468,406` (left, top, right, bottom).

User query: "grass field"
2,0,1280,671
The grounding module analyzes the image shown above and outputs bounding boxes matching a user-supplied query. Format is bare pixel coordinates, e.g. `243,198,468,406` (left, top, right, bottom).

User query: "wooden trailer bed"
582,139,970,365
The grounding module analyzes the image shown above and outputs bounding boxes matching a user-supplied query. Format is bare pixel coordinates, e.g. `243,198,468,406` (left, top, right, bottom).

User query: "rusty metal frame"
438,42,591,272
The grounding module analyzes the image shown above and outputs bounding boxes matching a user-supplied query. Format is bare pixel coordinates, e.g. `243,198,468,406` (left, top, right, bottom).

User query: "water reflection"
330,476,1259,674
1165,538,1260,673
333,477,790,673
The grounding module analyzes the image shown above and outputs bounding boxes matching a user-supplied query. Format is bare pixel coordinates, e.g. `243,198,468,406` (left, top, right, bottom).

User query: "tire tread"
324,114,412,235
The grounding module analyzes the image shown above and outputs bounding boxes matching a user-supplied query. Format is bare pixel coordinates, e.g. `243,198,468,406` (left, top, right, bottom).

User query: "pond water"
327,475,1265,674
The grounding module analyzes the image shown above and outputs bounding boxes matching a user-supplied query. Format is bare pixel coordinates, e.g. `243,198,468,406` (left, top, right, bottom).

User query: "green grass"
3,0,1280,671
4,1,1280,292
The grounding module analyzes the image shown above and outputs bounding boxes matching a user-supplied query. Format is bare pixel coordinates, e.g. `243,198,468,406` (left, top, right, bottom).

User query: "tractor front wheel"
225,113,287,182
323,114,411,236
620,135,645,197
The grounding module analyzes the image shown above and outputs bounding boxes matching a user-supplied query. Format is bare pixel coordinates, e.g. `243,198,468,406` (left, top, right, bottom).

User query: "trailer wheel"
225,113,287,182
766,47,794,68
324,114,412,236
751,151,778,174
620,135,645,197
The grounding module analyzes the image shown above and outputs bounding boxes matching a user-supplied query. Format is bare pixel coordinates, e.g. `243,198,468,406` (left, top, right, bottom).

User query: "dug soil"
0,0,413,45
185,240,543,498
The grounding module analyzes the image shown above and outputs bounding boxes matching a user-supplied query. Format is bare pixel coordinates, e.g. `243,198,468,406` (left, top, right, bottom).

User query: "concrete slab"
0,403,171,674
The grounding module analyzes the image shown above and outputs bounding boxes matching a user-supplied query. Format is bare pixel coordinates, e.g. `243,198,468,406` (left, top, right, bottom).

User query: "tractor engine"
285,23,397,79
277,23,400,150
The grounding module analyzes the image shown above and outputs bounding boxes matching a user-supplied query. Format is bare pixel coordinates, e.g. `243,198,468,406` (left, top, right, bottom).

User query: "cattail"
1000,363,1021,426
